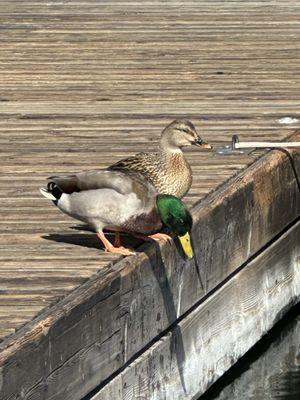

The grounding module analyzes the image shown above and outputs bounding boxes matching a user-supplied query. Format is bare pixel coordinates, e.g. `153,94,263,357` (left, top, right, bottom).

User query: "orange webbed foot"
97,232,135,256
148,232,172,242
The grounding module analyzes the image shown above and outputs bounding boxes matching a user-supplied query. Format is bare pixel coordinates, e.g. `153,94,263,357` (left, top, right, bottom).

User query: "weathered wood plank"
213,314,300,400
93,221,300,400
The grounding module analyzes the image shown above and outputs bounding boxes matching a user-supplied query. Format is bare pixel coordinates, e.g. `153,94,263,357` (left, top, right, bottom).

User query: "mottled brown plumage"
109,119,212,198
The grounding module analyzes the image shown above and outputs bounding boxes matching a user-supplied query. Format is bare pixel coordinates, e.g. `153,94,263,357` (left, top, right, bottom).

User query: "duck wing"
48,169,138,195
48,169,158,205
108,152,160,174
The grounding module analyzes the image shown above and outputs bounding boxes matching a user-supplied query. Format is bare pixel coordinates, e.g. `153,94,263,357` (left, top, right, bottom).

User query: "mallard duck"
109,119,212,198
40,169,194,257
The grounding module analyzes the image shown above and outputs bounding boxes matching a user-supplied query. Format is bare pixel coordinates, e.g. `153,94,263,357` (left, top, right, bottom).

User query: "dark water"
199,306,300,400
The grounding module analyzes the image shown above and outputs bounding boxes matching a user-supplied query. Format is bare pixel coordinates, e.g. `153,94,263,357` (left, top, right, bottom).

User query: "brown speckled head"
160,119,212,151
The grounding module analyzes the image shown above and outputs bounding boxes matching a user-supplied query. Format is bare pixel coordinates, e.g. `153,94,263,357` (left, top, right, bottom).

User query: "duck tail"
40,182,63,206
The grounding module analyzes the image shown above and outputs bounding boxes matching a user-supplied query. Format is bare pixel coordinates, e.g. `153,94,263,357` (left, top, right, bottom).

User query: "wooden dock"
0,1,299,399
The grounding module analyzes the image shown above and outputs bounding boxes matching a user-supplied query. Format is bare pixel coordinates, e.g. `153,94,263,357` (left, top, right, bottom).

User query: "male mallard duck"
40,169,194,257
109,119,212,198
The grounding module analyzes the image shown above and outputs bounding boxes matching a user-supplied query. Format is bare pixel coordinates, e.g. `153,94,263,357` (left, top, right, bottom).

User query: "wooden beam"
92,221,300,400
209,308,300,399
0,136,299,399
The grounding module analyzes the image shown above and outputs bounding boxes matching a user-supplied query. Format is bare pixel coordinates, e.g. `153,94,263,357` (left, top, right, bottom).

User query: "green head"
156,194,194,258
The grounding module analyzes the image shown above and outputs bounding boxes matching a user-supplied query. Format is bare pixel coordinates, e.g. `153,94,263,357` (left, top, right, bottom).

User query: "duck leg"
96,232,135,256
114,231,121,247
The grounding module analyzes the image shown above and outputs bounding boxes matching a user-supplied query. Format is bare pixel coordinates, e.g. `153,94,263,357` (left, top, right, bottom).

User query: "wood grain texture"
0,1,299,398
93,221,300,400
214,315,300,399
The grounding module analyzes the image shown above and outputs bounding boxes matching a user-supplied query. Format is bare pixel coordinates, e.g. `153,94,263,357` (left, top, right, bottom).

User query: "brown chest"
124,207,162,235
153,153,192,198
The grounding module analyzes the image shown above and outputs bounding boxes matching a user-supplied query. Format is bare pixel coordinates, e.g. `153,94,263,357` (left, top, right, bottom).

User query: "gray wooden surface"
215,314,300,400
0,1,300,399
1,0,300,342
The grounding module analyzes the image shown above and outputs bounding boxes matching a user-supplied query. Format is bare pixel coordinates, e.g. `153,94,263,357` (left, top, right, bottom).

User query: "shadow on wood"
144,244,188,394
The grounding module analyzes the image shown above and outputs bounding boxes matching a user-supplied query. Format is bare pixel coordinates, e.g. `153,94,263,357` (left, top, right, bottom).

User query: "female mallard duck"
109,119,212,198
40,169,194,257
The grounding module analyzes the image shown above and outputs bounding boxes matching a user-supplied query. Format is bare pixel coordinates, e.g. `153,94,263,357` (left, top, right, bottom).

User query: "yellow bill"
179,232,194,259
194,140,213,150
200,142,213,150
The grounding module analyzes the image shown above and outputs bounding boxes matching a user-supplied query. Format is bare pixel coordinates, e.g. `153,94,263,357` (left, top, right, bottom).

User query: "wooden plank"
0,137,298,400
213,314,300,400
93,221,300,400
